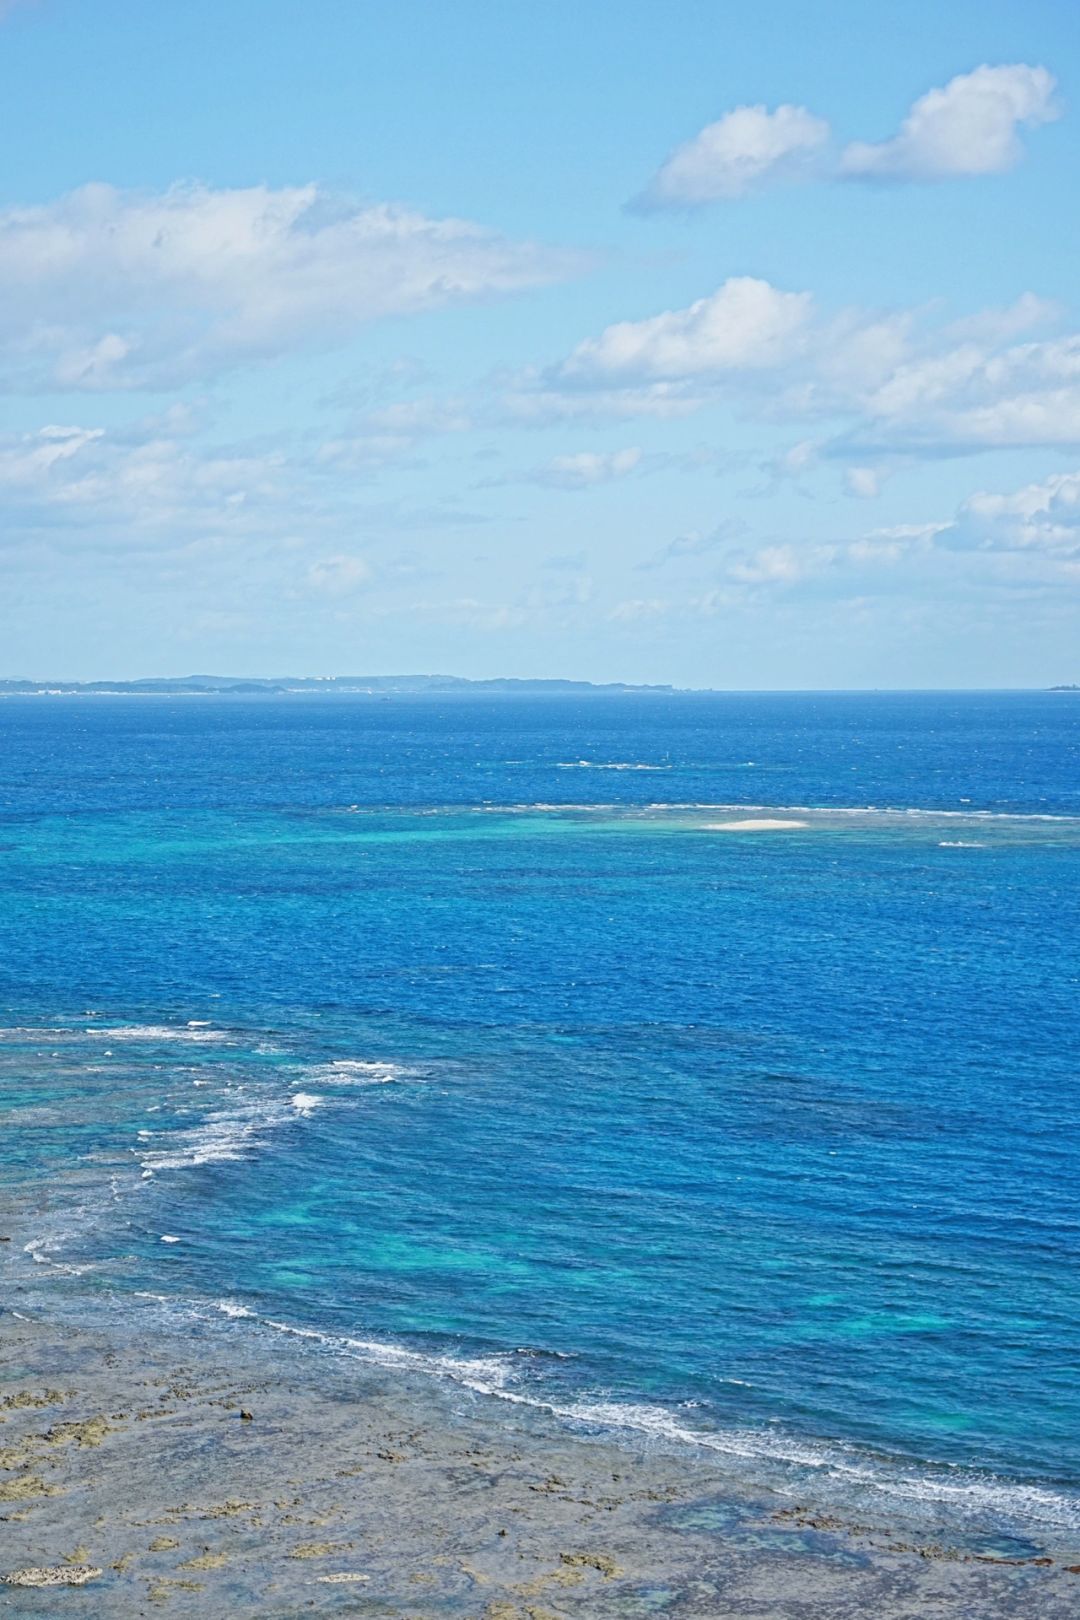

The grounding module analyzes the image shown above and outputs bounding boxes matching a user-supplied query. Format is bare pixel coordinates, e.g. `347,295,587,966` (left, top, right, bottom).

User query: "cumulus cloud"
632,66,1060,209
841,64,1060,182
556,277,813,384
635,104,830,208
528,274,1080,457
0,182,582,391
851,332,1080,451
944,470,1080,555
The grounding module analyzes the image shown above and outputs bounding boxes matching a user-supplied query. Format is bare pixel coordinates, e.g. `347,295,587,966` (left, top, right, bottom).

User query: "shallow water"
2,691,1079,1547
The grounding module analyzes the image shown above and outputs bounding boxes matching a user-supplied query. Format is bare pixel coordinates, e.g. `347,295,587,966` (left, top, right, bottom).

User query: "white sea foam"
209,1302,514,1394
306,1059,414,1085
88,1024,230,1044
134,1048,410,1172
22,1233,97,1277
470,801,1079,825
555,761,671,771
289,1091,324,1116
939,840,986,848
138,1099,294,1170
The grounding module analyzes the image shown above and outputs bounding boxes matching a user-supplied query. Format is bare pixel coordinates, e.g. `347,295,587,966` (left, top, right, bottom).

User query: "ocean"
2,690,1079,1552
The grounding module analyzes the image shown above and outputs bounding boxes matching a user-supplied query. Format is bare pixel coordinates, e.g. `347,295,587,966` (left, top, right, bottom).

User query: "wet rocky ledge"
1,1306,1077,1618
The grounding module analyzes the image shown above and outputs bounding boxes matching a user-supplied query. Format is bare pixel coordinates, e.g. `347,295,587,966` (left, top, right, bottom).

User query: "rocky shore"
2,1304,1078,1618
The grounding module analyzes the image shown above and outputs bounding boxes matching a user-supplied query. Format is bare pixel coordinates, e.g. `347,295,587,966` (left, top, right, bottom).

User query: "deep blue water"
2,692,1079,1542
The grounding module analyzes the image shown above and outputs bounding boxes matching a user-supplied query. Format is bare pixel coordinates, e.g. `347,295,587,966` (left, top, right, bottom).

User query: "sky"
1,0,1078,687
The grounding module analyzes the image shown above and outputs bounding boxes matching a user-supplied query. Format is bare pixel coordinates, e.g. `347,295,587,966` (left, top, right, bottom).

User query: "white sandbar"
703,819,809,831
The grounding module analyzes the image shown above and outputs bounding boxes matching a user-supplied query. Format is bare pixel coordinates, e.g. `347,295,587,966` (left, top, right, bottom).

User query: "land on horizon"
0,674,679,696
0,675,1076,696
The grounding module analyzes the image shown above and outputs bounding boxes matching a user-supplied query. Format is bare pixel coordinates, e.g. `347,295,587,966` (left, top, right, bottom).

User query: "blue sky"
1,0,1078,686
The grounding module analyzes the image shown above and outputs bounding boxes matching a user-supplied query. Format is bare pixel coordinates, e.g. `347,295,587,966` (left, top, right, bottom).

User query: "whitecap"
290,1091,324,1116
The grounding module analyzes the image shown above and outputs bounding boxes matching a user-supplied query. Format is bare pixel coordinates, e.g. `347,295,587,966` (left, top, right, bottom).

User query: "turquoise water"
2,692,1079,1543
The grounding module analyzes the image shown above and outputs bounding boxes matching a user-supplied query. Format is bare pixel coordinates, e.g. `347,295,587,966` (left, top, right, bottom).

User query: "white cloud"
529,447,643,489
0,419,329,558
0,182,582,391
728,543,817,585
0,415,502,577
636,104,830,208
533,273,1080,457
632,66,1060,207
841,64,1060,182
557,277,813,384
946,470,1080,554
943,292,1061,345
755,472,1080,598
504,378,711,423
855,333,1080,450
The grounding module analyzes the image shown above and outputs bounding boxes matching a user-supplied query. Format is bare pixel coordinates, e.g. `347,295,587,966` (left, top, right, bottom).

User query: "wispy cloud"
638,522,748,570
0,183,586,392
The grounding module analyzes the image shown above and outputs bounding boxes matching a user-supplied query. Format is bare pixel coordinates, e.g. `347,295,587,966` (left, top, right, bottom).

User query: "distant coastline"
0,676,1075,697
0,674,677,697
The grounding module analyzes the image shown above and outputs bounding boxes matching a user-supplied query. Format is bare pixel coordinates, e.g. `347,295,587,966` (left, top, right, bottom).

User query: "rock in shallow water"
3,1564,103,1586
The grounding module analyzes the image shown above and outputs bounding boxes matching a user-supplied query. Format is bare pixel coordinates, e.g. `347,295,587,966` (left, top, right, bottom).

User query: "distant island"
0,674,677,697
